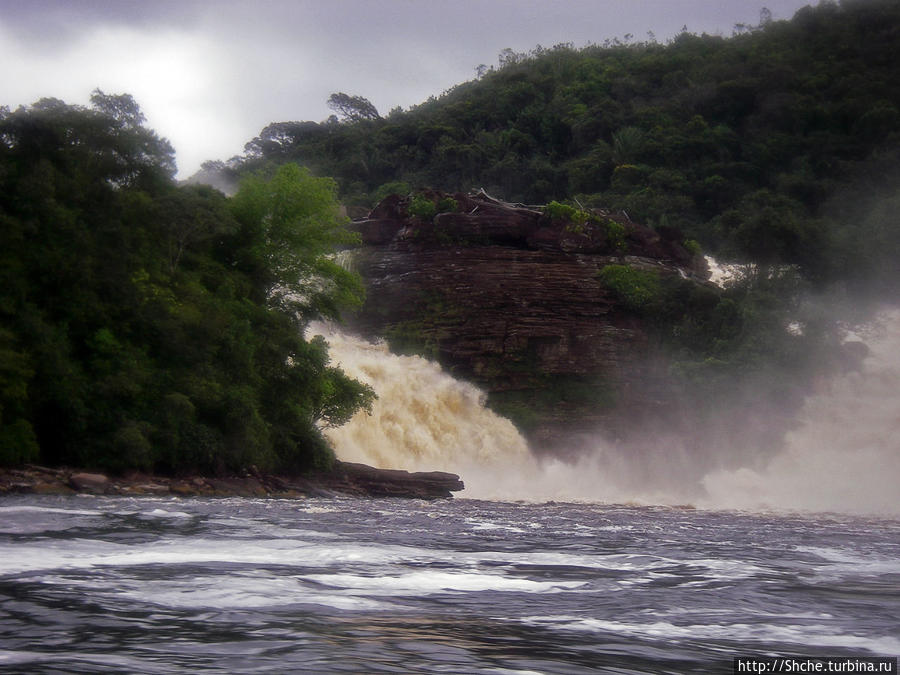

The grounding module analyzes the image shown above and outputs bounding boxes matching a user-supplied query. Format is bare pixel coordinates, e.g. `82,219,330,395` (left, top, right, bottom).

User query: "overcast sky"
1,0,814,178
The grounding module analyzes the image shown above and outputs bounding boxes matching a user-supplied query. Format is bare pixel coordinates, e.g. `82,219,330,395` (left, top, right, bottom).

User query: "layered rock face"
346,191,709,450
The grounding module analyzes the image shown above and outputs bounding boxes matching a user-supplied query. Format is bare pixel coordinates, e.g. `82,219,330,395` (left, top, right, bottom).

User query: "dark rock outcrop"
313,462,464,499
346,190,710,448
0,462,464,500
68,472,110,493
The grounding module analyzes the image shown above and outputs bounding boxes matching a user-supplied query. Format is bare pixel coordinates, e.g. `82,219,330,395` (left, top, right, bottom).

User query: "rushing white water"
3,496,897,672
310,310,900,515
704,254,746,287
309,322,535,498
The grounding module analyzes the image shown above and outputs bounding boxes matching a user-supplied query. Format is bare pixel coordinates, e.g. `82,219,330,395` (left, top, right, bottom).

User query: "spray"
310,310,900,515
700,309,900,516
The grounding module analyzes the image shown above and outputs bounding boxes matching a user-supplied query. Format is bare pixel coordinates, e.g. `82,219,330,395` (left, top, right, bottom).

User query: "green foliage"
236,0,900,290
436,196,459,213
0,95,374,475
683,238,703,256
382,290,464,359
0,420,39,466
605,220,627,251
373,180,411,204
543,201,629,251
598,265,661,311
488,375,617,433
408,194,438,222
611,127,646,165
229,163,364,319
327,92,381,122
384,321,441,360
0,328,40,465
545,200,586,224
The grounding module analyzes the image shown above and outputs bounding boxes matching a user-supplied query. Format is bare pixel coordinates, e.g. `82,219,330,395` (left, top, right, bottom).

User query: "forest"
0,93,374,473
231,0,900,292
2,0,899,474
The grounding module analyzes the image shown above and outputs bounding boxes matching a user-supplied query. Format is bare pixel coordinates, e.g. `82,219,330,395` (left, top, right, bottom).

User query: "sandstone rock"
32,481,70,494
0,464,461,500
320,462,464,499
345,190,708,445
169,481,196,496
68,472,110,493
354,218,404,245
127,483,170,495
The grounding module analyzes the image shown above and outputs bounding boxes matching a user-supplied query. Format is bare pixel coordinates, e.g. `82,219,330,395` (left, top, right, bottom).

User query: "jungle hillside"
230,0,900,293
3,0,900,475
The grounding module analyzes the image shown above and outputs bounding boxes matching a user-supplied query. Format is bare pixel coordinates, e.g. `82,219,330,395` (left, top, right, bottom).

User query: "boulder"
354,218,404,245
318,461,464,499
68,472,109,493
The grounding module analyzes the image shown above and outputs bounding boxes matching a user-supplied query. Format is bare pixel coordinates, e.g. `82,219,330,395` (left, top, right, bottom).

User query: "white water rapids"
309,310,900,516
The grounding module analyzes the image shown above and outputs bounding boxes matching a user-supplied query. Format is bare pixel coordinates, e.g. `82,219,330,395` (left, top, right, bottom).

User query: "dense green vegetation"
0,93,374,472
236,0,900,292
223,0,900,441
4,0,899,471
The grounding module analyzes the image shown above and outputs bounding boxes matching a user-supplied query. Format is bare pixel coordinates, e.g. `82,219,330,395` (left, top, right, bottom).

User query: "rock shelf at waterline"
0,462,464,500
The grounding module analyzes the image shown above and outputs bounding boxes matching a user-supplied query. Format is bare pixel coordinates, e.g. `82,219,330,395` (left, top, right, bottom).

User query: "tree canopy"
239,0,900,293
327,92,381,122
0,95,373,473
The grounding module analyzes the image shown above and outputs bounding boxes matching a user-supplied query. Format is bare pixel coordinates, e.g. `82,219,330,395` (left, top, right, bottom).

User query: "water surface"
1,495,897,673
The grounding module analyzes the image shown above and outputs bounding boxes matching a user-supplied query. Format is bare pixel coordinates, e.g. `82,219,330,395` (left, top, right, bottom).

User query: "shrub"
605,220,627,251
598,264,661,311
408,194,437,222
0,419,40,466
545,200,588,225
436,197,459,213
372,181,411,204
683,238,702,256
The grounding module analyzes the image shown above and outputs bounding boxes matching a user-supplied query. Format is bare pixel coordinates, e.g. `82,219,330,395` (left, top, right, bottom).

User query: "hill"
232,0,900,292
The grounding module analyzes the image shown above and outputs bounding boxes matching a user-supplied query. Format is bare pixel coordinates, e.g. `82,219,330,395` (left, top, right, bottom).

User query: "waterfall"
307,322,535,499
309,311,900,515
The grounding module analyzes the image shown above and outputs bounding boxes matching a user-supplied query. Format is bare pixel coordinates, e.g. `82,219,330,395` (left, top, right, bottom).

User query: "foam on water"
520,615,900,655
300,571,586,595
0,536,433,576
111,573,392,611
1,496,896,671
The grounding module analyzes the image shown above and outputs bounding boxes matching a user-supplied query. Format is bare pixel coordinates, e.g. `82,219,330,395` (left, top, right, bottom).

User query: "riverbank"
0,462,465,500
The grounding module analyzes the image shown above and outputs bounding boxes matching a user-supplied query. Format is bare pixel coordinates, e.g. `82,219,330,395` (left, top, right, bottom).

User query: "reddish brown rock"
346,190,707,446
0,463,464,500
68,472,110,493
356,218,404,245
321,462,465,499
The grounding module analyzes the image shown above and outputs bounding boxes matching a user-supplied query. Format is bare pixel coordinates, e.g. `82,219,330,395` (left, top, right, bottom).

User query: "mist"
312,303,900,517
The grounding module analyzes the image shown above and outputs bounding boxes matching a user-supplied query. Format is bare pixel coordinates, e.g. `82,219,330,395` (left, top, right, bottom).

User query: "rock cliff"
345,190,711,450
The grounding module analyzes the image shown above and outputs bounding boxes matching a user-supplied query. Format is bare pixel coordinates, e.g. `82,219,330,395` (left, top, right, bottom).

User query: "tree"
0,94,375,474
327,92,381,122
229,163,364,320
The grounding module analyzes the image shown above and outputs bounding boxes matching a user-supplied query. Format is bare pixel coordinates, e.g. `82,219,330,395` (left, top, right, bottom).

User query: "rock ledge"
0,462,464,500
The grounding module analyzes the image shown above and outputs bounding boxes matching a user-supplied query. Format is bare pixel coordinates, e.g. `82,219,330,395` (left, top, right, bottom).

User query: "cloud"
0,0,814,177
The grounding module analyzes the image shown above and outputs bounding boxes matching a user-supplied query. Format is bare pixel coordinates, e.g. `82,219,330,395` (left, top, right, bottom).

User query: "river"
2,310,899,673
1,495,898,674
